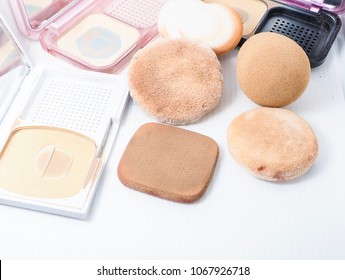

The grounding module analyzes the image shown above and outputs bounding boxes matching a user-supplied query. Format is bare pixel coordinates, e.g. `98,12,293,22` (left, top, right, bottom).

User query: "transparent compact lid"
10,0,82,39
0,18,30,123
276,0,345,13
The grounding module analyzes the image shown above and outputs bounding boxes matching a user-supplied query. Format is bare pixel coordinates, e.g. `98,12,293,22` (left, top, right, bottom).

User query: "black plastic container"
205,0,345,67
255,5,342,67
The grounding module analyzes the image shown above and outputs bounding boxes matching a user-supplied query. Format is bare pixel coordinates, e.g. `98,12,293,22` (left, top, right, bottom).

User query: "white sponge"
158,0,243,56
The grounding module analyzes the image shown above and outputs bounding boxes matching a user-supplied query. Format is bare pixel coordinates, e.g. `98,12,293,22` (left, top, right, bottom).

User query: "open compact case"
204,0,345,67
0,17,128,218
10,0,166,72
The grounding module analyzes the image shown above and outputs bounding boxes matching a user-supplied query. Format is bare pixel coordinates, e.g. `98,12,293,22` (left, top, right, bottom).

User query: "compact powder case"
10,0,167,72
204,0,345,67
0,18,128,218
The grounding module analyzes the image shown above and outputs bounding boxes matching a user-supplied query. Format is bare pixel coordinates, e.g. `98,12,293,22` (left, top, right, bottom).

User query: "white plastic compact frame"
0,16,128,218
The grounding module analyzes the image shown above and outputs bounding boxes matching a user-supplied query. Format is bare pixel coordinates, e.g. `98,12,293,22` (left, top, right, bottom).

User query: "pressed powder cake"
227,107,318,181
128,38,223,125
117,123,219,203
0,127,97,198
57,13,140,68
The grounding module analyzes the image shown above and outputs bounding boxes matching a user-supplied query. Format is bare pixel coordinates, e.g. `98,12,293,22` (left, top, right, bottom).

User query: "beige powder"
204,0,268,35
57,13,140,68
0,127,97,199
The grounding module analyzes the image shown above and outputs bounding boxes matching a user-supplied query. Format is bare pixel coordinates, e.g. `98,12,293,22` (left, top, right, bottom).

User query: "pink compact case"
10,0,166,72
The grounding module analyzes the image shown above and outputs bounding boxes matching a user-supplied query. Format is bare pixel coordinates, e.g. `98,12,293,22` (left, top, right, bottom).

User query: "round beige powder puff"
237,32,311,107
128,38,223,125
227,107,318,181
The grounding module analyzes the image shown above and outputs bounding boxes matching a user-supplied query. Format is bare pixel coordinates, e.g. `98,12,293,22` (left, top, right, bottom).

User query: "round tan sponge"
128,38,223,125
237,32,311,107
227,107,318,181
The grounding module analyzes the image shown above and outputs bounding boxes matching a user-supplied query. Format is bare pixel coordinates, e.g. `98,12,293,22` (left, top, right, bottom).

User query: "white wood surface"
0,2,345,259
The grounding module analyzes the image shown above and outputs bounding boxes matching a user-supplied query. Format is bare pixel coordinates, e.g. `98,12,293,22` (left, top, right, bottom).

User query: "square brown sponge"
117,123,219,203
